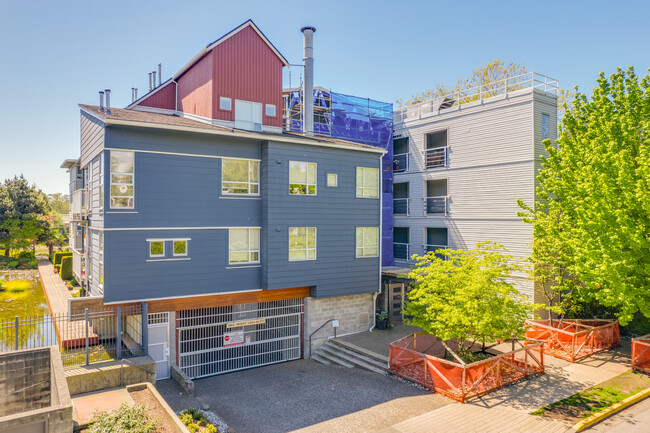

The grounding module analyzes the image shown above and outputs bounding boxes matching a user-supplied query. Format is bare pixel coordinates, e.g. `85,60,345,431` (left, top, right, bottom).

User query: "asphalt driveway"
157,359,452,433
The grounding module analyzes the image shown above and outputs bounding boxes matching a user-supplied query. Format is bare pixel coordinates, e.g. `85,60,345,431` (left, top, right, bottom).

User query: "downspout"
370,152,384,332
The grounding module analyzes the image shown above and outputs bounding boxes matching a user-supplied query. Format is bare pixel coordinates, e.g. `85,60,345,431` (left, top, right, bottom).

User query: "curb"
571,386,650,432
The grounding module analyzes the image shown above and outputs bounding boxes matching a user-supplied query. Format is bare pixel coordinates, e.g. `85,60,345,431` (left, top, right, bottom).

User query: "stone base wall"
0,348,51,417
304,293,374,356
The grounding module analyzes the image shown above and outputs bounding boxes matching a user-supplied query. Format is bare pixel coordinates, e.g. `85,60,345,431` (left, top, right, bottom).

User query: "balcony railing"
71,189,87,220
425,147,447,169
394,72,559,123
425,196,447,216
393,198,410,216
425,244,448,260
393,153,409,173
393,243,410,261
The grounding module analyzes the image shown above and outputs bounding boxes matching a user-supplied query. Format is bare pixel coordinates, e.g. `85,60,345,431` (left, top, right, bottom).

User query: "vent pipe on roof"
152,71,157,89
105,89,111,114
134,88,138,100
131,88,135,102
99,91,105,112
301,26,316,136
158,63,162,86
148,73,153,91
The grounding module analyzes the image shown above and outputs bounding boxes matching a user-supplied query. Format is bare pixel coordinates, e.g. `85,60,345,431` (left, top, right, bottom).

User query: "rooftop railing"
394,72,559,123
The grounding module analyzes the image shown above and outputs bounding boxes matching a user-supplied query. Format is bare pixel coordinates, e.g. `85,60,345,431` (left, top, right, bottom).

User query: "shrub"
70,277,78,286
29,260,37,268
207,424,218,433
89,403,156,433
60,256,73,280
53,252,72,266
17,251,35,259
7,261,19,269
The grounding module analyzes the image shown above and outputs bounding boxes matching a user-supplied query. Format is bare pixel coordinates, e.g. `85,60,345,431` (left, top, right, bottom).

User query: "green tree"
404,242,539,352
47,193,69,214
518,67,650,325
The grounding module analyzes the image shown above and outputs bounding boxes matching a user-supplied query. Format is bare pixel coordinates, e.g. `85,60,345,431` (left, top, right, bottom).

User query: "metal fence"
0,305,145,368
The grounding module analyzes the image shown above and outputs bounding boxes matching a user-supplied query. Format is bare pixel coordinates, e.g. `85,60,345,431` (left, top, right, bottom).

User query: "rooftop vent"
99,91,105,112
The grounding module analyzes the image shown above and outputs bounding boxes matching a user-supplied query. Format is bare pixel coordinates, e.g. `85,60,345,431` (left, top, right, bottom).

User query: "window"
289,227,316,261
229,228,260,264
425,130,448,168
222,159,260,195
234,100,263,131
220,97,232,111
356,167,379,198
542,113,549,140
110,151,134,208
265,104,276,117
173,240,188,257
99,152,104,211
327,173,338,187
356,227,379,258
289,161,317,195
149,241,164,258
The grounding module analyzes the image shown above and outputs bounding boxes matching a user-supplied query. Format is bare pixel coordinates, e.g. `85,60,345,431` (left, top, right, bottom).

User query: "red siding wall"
178,51,214,119
211,26,284,127
138,81,175,110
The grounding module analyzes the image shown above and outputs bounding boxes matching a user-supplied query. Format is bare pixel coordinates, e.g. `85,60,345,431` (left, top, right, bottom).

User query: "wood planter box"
632,334,650,374
524,319,620,362
389,333,544,403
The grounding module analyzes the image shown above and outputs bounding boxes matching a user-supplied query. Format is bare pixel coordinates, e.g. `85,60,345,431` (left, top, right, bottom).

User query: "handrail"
308,319,338,356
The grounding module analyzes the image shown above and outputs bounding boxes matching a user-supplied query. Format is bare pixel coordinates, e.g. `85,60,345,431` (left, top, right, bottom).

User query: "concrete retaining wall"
65,356,156,395
304,293,374,356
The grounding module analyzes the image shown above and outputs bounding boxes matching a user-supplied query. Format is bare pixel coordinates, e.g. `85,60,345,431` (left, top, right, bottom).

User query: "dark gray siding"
104,229,260,303
80,111,105,167
261,141,381,298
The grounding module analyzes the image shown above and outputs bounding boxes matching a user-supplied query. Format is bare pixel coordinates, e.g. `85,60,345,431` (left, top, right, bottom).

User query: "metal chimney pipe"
131,88,134,102
105,89,111,114
152,71,157,89
158,63,162,86
301,26,316,136
99,91,105,112
148,73,153,91
134,88,138,100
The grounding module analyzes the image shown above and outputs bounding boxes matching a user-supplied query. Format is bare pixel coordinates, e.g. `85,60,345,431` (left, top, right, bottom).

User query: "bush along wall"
53,252,72,266
60,256,73,280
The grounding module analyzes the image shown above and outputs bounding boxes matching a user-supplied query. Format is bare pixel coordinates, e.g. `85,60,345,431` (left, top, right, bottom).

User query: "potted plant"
375,310,389,330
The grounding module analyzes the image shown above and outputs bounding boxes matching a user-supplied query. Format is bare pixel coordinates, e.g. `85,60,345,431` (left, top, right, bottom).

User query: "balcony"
393,242,410,261
425,147,447,169
393,153,409,173
425,244,448,260
425,196,447,216
393,198,410,216
71,189,87,221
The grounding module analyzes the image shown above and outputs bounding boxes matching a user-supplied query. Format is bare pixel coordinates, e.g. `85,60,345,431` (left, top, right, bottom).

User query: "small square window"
173,240,188,256
220,97,232,111
149,241,164,258
265,104,276,117
327,173,338,187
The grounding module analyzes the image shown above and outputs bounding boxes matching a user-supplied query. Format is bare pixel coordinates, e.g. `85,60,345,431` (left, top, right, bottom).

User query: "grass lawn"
532,370,650,422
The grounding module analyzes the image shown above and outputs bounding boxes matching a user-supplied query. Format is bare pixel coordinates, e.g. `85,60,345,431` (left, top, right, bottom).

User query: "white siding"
392,88,558,301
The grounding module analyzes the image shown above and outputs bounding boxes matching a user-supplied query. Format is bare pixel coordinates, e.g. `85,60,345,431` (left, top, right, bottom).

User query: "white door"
148,312,170,380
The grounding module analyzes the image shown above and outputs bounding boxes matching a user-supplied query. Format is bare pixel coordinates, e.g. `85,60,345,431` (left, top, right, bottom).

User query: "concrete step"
323,342,389,370
313,349,355,368
311,353,331,365
329,339,390,365
319,344,387,375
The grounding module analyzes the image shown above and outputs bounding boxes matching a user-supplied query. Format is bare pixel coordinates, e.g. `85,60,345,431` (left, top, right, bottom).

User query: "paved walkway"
587,394,650,432
72,387,135,427
38,256,72,316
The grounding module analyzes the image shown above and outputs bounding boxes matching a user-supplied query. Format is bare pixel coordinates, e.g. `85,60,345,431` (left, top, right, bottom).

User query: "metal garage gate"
177,298,303,379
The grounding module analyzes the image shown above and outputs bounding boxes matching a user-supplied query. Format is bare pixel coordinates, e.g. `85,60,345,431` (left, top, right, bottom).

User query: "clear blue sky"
1,0,648,194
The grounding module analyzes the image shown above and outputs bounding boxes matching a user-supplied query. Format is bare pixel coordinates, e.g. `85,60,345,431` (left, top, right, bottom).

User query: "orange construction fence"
632,334,650,374
389,333,545,403
524,319,620,362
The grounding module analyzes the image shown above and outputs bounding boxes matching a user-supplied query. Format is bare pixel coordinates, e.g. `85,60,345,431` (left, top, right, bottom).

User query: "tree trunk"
48,244,53,257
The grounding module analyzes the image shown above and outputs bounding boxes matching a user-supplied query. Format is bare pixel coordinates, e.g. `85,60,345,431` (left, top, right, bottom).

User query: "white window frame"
356,227,379,258
220,97,232,111
109,150,135,209
327,173,338,187
149,240,165,258
99,152,104,212
265,104,276,117
173,240,189,257
356,167,379,198
288,227,317,262
289,161,317,196
221,158,260,196
228,228,260,265
234,99,263,131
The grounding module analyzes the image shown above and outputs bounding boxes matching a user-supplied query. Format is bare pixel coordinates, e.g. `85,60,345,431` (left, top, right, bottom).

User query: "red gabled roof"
127,20,288,110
